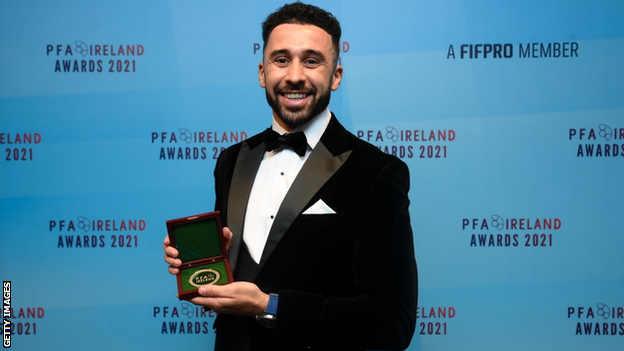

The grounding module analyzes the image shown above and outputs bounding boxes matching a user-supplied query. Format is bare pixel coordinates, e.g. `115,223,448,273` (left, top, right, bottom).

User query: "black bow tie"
263,128,308,157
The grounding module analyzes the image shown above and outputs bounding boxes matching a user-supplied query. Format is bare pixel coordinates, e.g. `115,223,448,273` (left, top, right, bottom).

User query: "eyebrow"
268,49,328,61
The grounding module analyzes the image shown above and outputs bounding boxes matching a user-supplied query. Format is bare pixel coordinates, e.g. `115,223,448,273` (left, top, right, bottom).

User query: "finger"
191,286,227,310
222,227,233,253
163,252,181,266
164,245,179,258
198,284,225,298
163,234,171,247
190,296,222,312
167,265,180,275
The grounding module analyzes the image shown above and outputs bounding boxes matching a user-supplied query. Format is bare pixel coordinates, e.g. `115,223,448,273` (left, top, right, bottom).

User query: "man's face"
259,23,343,131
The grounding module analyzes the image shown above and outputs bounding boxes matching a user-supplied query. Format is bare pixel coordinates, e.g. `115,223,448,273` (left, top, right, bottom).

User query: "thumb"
222,227,233,253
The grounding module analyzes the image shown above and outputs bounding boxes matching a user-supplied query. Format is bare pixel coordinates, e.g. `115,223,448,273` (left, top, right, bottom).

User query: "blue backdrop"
1,0,623,350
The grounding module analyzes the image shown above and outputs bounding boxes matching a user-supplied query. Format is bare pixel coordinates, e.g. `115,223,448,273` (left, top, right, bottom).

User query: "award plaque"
166,211,233,300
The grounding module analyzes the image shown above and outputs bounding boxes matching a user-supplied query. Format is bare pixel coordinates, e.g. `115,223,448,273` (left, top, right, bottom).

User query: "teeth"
285,93,307,100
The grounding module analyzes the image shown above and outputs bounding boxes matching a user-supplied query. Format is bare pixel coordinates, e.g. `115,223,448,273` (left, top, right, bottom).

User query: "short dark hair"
262,2,341,64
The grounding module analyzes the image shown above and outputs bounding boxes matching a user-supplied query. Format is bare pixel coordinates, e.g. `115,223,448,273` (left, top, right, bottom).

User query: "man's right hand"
163,234,181,275
163,227,234,275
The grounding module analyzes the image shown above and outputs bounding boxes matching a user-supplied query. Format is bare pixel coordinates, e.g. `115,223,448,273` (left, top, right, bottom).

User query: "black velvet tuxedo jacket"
212,115,418,351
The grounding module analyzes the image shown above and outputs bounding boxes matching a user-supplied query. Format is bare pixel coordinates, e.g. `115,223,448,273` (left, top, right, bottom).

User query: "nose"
285,60,306,86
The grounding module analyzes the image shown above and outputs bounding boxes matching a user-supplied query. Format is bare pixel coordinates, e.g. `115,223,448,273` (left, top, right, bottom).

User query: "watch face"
255,313,277,329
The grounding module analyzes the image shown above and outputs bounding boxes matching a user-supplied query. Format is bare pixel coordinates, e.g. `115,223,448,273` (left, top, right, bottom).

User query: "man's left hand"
190,282,269,316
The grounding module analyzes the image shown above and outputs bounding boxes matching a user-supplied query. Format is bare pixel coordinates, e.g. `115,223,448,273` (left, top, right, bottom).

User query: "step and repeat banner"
1,0,623,350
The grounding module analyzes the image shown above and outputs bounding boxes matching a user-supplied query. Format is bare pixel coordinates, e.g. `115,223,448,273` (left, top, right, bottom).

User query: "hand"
190,282,269,317
163,234,181,275
163,227,234,275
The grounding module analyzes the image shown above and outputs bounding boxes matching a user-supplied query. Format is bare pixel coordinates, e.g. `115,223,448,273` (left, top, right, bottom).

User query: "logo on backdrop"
151,129,248,160
46,41,144,73
569,124,624,158
568,303,624,336
462,215,562,247
1,132,41,162
356,127,456,159
446,42,579,59
9,304,45,338
49,217,146,248
417,306,456,336
153,302,216,334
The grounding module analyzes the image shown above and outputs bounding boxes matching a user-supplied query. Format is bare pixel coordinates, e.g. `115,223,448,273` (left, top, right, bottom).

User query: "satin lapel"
256,141,353,275
226,141,265,273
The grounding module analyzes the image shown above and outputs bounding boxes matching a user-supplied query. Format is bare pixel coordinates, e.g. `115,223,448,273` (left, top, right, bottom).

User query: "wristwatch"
255,293,278,329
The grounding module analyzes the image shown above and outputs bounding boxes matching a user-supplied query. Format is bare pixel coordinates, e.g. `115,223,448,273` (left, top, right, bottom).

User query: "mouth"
282,92,310,101
278,91,313,107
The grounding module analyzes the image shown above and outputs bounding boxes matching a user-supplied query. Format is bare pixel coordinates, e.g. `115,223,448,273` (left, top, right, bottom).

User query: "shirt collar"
271,108,331,150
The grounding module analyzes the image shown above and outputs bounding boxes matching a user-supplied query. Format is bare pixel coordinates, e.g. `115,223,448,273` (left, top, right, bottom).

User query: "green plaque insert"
166,211,233,300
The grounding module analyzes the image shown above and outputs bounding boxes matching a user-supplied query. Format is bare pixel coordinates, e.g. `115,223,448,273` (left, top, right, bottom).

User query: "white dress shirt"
243,108,331,263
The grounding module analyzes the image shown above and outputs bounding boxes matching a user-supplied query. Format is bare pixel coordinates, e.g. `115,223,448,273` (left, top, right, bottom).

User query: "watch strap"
266,293,279,315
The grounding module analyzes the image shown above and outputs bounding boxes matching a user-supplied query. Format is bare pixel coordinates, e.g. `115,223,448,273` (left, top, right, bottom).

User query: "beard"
265,82,332,130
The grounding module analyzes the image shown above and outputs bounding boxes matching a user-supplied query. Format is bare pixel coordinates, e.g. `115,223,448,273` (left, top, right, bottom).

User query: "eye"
303,58,321,67
274,57,290,67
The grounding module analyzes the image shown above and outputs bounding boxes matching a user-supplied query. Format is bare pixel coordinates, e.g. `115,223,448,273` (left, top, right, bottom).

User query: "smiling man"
260,22,342,130
164,3,418,350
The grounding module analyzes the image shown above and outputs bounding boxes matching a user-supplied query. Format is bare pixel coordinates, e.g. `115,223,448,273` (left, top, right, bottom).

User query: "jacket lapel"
255,117,353,276
226,139,265,273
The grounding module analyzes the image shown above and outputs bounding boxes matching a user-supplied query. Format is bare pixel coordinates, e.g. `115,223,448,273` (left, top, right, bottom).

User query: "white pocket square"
302,199,336,215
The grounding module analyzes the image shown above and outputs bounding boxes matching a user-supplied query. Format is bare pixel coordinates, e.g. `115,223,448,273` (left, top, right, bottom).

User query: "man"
164,3,418,350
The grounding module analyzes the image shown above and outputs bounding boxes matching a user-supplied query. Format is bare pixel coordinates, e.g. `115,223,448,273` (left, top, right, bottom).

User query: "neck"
273,112,294,131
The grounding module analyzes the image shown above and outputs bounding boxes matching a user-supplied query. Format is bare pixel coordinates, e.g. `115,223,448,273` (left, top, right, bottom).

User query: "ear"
258,62,266,88
330,64,343,91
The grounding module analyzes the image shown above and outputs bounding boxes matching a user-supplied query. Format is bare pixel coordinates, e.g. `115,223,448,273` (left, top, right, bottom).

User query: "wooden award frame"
166,211,233,300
